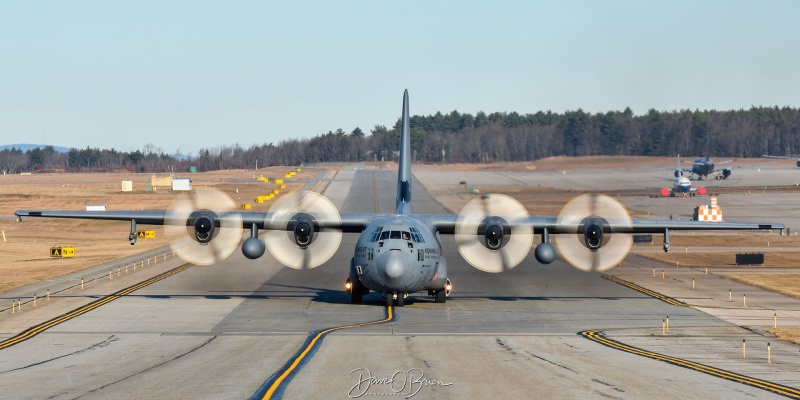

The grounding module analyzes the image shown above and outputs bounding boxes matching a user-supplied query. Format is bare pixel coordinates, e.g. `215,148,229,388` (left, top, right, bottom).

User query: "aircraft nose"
377,250,410,280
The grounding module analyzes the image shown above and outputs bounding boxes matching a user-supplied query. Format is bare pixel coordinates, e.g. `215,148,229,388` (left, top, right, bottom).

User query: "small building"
172,178,192,191
121,180,133,192
86,204,107,211
151,174,173,187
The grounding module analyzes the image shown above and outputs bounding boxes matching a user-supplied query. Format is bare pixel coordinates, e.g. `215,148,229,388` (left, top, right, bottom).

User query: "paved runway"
0,167,795,399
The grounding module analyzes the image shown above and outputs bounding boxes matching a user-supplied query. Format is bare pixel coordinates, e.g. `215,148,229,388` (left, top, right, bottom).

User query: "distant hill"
0,144,70,153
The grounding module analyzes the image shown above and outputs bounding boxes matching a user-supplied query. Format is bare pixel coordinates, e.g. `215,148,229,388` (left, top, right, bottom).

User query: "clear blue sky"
1,1,798,155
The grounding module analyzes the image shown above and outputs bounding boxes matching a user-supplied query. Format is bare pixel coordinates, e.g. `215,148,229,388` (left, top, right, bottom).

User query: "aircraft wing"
761,154,800,160
14,209,375,233
715,160,775,170
414,214,783,235
15,204,784,272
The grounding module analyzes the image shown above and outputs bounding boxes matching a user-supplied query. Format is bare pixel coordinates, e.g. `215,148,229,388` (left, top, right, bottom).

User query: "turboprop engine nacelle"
287,213,317,248
580,217,609,251
477,216,509,250
192,213,216,244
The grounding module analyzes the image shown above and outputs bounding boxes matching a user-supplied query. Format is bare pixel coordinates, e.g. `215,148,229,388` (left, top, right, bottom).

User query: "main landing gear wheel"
349,278,366,304
350,288,362,304
385,293,393,307
434,290,446,303
396,295,405,307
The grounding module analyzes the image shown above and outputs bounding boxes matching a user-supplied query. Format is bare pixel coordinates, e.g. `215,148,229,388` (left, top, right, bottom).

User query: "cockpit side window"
368,226,383,242
401,231,410,240
380,231,390,240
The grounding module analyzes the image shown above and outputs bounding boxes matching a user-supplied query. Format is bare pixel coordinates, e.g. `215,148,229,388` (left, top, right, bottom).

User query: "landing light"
345,279,352,292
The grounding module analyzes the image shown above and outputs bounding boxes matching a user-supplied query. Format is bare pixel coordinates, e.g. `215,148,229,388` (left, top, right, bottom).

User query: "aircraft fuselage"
351,215,447,296
692,158,714,179
673,176,692,193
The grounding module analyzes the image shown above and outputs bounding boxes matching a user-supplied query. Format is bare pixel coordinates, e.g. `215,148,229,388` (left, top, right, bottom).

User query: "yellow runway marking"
0,264,191,350
255,306,395,400
604,275,688,307
581,329,800,398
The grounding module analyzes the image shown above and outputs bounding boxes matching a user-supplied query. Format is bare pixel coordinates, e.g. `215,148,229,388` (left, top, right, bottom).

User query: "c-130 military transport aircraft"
15,90,785,307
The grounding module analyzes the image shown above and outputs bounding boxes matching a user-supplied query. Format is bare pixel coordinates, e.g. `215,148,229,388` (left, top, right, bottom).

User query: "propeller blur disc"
554,194,632,272
455,194,532,273
165,187,243,265
265,191,342,269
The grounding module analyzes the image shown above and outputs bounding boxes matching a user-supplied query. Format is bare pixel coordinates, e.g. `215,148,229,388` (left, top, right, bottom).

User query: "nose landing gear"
385,292,406,307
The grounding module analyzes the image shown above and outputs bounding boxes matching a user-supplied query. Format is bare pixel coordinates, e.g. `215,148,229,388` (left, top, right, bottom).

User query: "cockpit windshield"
375,228,419,242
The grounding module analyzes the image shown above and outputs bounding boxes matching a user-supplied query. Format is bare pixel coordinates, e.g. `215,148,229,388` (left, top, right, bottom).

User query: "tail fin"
705,134,710,160
396,90,412,214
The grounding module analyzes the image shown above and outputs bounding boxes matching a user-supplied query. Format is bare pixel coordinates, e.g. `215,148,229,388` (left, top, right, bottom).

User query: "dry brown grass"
0,166,319,293
416,156,790,172
724,274,800,300
766,328,800,346
639,252,800,268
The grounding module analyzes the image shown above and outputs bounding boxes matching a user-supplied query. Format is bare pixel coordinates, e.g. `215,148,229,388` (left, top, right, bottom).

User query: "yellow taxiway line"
581,329,800,399
255,306,395,400
604,275,688,307
0,264,191,350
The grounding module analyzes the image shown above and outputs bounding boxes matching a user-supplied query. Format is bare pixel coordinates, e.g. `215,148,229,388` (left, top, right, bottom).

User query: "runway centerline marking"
0,264,192,350
580,329,800,399
252,306,396,400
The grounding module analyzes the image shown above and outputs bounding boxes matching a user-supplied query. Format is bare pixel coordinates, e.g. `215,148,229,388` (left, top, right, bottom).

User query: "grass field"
0,166,314,293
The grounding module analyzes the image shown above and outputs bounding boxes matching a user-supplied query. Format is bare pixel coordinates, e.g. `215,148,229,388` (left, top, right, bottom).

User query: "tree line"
2,106,799,174
0,144,190,174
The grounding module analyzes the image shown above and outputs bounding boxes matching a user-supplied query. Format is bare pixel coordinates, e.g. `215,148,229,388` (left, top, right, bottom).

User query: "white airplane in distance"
661,155,707,197
761,150,800,168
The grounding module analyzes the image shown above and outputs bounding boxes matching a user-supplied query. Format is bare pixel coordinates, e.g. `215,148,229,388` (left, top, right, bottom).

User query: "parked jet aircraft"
661,155,706,197
679,135,733,180
14,90,785,307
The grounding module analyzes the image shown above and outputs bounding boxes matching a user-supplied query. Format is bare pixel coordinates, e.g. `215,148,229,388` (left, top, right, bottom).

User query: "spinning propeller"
455,194,533,273
554,194,632,272
265,191,342,269
165,187,243,265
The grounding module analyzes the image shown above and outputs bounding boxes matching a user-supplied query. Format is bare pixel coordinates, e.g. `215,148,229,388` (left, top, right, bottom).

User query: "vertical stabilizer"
396,90,412,214
705,134,710,160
